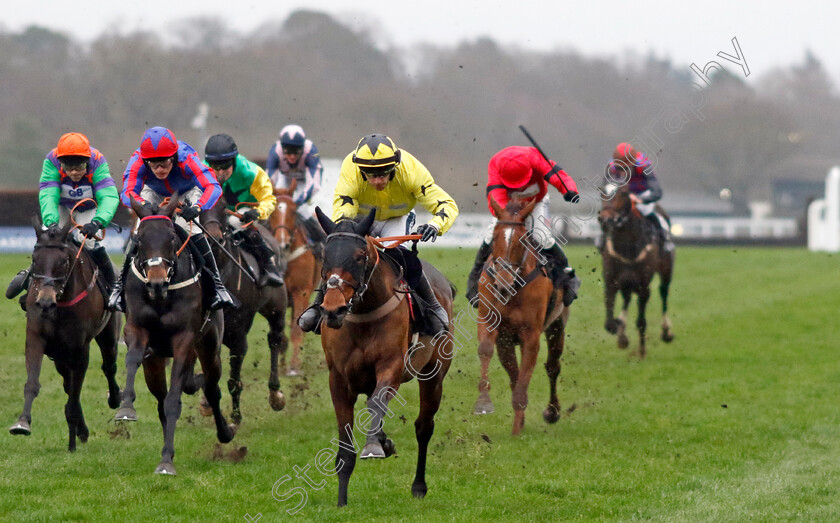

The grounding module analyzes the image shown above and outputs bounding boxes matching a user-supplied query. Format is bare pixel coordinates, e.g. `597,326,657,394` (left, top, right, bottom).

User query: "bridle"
131,215,195,288
322,231,380,312
31,240,74,299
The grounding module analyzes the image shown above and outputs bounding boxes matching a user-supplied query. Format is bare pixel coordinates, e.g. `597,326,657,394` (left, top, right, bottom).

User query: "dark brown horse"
472,199,570,435
116,196,235,474
270,180,321,376
201,198,288,423
315,207,454,507
599,184,675,358
9,218,121,451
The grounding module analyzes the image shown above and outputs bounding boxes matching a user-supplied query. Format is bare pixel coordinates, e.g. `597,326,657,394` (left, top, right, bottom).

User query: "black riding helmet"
205,133,238,169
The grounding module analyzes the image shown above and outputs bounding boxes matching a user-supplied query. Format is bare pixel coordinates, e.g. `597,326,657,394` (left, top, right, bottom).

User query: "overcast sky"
3,1,837,84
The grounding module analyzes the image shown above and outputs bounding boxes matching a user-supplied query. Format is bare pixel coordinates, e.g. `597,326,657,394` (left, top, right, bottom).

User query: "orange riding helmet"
56,132,91,158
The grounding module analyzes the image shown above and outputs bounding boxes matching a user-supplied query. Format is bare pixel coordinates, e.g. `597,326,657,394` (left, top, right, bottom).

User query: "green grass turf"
0,246,838,521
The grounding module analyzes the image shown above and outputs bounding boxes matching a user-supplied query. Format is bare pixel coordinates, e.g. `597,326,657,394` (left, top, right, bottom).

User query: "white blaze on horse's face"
504,227,513,247
276,201,289,248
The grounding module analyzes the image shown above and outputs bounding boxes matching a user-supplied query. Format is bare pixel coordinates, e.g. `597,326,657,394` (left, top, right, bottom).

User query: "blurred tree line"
0,10,834,214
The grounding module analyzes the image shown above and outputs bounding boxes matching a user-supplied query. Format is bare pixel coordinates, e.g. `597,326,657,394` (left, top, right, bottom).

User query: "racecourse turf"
0,246,838,521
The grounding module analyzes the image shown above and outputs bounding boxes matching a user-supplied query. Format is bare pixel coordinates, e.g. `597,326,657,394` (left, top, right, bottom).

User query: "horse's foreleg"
511,331,540,435
636,286,650,358
617,288,631,349
225,333,246,425
497,334,519,393
195,324,236,447
413,372,445,499
116,324,148,421
329,370,358,507
95,313,122,409
659,279,674,343
10,331,45,436
154,335,194,475
264,306,287,411
142,355,168,436
473,325,498,415
543,312,568,424
61,349,90,451
286,289,308,376
604,278,620,334
361,366,403,460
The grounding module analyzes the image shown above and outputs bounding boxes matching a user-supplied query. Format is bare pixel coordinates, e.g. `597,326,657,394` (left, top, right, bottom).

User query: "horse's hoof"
605,320,619,334
473,393,495,415
286,368,301,377
217,423,237,444
78,426,89,443
412,482,428,499
617,334,629,349
154,462,177,475
115,408,137,421
9,421,31,436
269,390,286,411
107,389,121,409
543,406,561,424
382,438,396,457
360,442,385,459
662,330,674,343
231,411,242,426
198,396,213,417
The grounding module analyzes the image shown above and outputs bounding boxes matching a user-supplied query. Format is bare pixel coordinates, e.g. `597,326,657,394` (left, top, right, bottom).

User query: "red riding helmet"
140,127,179,159
613,142,639,164
498,154,532,189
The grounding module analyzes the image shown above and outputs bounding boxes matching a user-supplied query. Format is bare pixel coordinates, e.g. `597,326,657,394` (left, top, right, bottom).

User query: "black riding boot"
413,272,449,335
107,236,137,312
88,245,116,293
466,241,492,307
5,266,31,299
297,288,324,334
541,243,581,307
648,213,674,252
193,233,236,310
246,231,285,287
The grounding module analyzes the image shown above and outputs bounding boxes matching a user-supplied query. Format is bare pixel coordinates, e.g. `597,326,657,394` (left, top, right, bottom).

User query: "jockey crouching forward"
107,126,235,311
465,146,582,308
603,142,674,252
267,124,327,250
204,133,284,287
6,132,119,305
297,134,459,336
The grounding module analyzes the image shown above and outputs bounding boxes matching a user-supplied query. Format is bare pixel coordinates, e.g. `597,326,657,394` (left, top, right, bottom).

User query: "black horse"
599,185,675,358
10,219,121,451
200,198,288,424
115,195,235,474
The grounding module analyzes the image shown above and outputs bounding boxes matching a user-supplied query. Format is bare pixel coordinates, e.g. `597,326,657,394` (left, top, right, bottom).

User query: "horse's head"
200,191,228,246
272,193,299,251
315,206,377,329
598,183,635,233
131,193,181,301
30,217,75,315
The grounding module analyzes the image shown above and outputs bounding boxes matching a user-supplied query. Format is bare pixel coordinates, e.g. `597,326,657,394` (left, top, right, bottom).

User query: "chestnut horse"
201,197,288,423
599,184,675,358
315,207,454,507
472,199,570,435
270,179,321,376
9,219,121,450
116,196,235,474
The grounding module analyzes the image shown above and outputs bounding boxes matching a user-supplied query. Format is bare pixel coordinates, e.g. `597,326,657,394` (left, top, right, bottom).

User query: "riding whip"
519,124,571,193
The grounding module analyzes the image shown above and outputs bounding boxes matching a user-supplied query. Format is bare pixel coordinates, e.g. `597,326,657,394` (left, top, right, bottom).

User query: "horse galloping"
116,195,235,474
270,179,322,376
599,184,675,358
10,218,121,451
201,197,288,423
472,198,570,435
316,208,454,506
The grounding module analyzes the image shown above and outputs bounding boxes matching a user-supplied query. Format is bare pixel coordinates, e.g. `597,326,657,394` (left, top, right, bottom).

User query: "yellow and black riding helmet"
352,134,401,180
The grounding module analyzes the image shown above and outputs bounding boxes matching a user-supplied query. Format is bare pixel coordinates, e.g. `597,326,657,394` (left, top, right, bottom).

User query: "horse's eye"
354,251,366,263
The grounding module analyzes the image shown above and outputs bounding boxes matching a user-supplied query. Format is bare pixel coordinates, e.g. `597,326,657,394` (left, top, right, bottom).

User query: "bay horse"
270,179,321,376
116,195,235,475
472,198,570,435
10,218,121,451
201,197,288,423
599,184,675,358
315,207,454,507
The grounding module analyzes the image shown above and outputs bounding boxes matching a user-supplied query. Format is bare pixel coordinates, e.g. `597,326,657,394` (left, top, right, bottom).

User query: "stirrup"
106,285,124,312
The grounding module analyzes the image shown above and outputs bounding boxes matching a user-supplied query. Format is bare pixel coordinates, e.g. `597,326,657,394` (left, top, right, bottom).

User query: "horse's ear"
163,191,180,217
489,196,505,219
357,208,376,236
59,219,73,237
520,198,538,219
315,206,336,235
130,196,148,219
32,215,43,236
